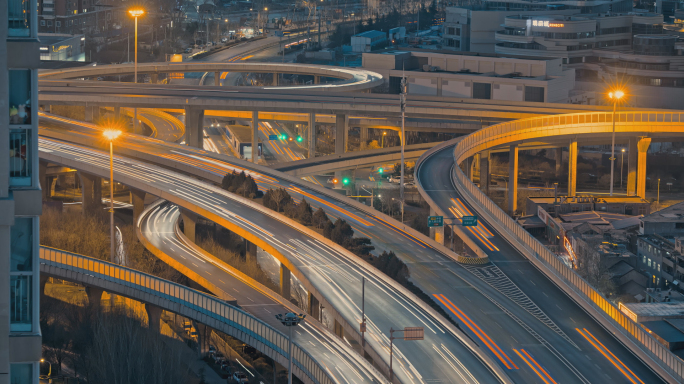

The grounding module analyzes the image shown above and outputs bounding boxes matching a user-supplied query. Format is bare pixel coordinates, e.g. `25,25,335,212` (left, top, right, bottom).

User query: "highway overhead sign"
427,216,443,227
268,134,277,140
462,216,478,227
403,327,424,340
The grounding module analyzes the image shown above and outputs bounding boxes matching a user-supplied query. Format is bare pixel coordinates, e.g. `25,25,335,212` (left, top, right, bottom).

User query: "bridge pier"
334,319,344,338
308,292,320,321
469,153,480,182
78,172,102,213
554,148,562,179
145,303,163,332
130,188,146,223
479,150,490,195
273,73,279,86
334,114,348,183
252,111,259,163
627,138,638,196
214,72,220,86
114,106,121,120
39,161,55,200
192,321,211,357
314,75,320,84
280,263,291,300
84,106,100,123
567,140,578,197
243,238,257,264
85,286,104,307
184,107,205,148
360,127,369,146
508,144,518,215
180,209,198,243
637,137,651,198
308,113,316,159
151,73,159,84
429,207,445,245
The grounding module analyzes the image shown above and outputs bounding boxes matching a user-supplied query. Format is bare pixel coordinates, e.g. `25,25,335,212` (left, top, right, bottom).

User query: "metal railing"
39,246,335,384
451,111,684,383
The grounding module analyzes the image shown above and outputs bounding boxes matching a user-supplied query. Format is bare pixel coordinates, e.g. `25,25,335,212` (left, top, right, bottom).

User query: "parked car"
184,47,193,53
388,175,401,183
232,371,249,383
212,352,225,363
221,37,228,43
221,363,233,373
209,345,217,354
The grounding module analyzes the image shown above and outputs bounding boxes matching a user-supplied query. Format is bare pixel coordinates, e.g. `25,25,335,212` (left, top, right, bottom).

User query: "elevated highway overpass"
40,246,382,384
416,110,684,384
38,113,672,384
38,132,512,384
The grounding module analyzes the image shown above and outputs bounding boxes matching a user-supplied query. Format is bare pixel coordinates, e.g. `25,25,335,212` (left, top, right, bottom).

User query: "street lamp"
275,312,306,384
103,129,122,262
381,131,387,148
621,148,626,190
608,89,625,196
128,8,145,135
399,74,407,224
40,358,52,382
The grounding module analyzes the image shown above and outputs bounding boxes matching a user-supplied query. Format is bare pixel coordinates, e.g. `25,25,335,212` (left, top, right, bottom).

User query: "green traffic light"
342,178,350,185
296,136,303,142
281,133,287,140
378,168,383,174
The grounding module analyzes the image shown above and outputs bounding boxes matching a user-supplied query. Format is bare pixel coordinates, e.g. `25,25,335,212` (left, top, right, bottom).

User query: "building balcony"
663,255,675,269
663,270,674,283
495,31,534,44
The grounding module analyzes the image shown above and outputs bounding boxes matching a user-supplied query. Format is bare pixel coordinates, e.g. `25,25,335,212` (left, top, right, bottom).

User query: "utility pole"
360,277,366,347
399,70,407,224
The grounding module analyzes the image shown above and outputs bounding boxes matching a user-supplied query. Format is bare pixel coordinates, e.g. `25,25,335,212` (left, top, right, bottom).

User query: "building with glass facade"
2,0,42,383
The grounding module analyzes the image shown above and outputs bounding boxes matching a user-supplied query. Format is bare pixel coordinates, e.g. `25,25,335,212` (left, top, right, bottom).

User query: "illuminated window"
648,258,652,267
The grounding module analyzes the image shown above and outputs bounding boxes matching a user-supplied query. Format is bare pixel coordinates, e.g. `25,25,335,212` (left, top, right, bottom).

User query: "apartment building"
3,0,42,383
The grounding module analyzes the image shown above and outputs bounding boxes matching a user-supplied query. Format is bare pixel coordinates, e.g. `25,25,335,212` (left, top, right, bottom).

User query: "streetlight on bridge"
103,129,122,262
275,312,306,384
128,7,145,135
608,89,625,196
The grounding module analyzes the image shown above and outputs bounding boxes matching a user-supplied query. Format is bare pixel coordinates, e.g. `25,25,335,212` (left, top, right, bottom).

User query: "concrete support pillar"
243,238,257,264
184,107,205,148
251,111,259,163
114,106,121,120
555,148,562,178
308,292,320,321
308,113,316,159
568,140,578,197
280,263,291,300
78,172,102,212
193,321,211,358
508,144,519,216
40,275,49,296
470,153,480,182
314,75,320,84
85,286,104,307
130,188,146,223
627,138,638,196
637,137,651,198
273,73,279,86
480,150,491,195
335,114,348,154
180,209,198,243
39,161,48,200
360,127,369,145
214,72,220,86
43,105,51,113
151,73,159,84
334,319,344,338
84,106,95,122
145,304,163,332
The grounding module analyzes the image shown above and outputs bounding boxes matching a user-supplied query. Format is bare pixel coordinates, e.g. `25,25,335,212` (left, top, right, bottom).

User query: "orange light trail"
513,349,551,384
577,328,644,384
434,294,517,370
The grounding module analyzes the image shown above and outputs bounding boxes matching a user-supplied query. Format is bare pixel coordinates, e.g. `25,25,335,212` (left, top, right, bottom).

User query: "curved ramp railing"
39,246,335,384
450,111,684,383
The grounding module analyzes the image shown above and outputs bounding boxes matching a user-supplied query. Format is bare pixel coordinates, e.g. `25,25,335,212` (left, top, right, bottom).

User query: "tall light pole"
381,131,387,148
608,89,624,196
103,129,122,262
129,8,145,135
620,148,625,190
275,312,306,384
400,72,407,224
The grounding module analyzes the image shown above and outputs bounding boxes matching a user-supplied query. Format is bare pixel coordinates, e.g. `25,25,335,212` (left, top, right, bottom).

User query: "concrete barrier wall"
450,111,684,383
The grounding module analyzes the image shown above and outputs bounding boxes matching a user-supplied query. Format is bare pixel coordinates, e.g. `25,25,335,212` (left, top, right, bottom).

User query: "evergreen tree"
372,251,410,284
312,207,329,229
296,198,313,226
330,219,354,245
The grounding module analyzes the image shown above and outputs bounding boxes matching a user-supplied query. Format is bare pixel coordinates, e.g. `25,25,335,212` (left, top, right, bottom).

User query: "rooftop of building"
559,211,633,223
38,33,85,46
621,302,684,318
353,30,386,39
641,201,684,223
529,196,649,205
641,320,684,344
379,48,556,62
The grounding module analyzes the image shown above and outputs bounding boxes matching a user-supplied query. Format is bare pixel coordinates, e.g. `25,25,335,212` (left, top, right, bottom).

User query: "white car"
232,372,249,383
388,175,401,183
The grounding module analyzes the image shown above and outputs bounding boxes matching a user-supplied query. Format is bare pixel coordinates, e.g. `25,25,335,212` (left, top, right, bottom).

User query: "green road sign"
427,216,443,227
462,216,478,226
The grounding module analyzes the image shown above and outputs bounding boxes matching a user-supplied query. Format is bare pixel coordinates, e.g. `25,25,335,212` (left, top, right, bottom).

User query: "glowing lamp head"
128,8,145,18
342,178,350,185
378,167,384,174
40,359,45,363
296,135,303,142
383,132,387,136
609,90,625,100
622,148,626,152
103,129,122,141
332,178,338,184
